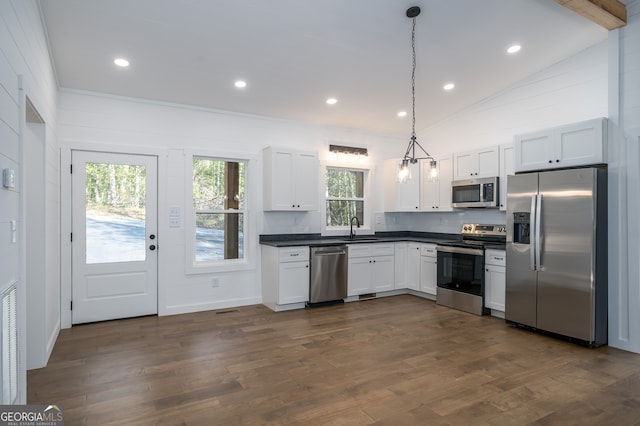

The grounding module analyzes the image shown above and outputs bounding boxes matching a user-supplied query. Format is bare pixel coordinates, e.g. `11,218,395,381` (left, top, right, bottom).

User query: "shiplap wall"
57,90,405,319
608,0,640,353
0,0,59,401
407,40,608,233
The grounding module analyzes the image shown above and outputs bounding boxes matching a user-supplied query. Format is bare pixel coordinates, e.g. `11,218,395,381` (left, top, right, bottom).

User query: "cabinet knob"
548,160,552,163
556,159,560,163
292,204,295,207
486,268,489,272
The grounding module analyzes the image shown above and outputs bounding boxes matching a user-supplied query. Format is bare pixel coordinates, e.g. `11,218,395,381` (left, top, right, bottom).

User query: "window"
192,157,245,263
325,167,366,228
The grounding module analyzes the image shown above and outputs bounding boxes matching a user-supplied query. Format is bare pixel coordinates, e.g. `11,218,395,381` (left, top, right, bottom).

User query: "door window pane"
85,163,146,264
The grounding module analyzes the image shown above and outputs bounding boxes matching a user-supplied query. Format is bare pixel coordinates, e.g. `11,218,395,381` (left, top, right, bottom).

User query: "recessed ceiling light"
326,98,338,105
397,111,407,118
443,83,455,91
234,80,247,88
507,45,521,54
113,58,129,67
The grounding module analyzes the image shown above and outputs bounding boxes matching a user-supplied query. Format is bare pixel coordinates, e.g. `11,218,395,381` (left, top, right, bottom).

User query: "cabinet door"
347,257,372,296
476,146,499,177
499,144,514,211
514,130,555,172
278,261,309,304
372,256,395,293
420,161,438,211
394,243,408,289
265,149,295,210
420,257,437,295
484,264,505,312
454,151,477,179
436,154,453,211
397,161,421,211
554,118,605,168
407,243,421,290
293,152,318,210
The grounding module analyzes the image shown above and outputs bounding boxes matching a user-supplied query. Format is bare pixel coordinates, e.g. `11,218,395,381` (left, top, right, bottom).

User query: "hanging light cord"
404,11,433,164
411,15,417,144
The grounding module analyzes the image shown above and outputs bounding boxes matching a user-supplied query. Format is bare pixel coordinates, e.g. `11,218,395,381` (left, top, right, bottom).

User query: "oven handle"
436,246,484,256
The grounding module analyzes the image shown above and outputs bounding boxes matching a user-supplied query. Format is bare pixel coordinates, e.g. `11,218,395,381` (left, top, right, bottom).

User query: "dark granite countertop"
259,231,462,247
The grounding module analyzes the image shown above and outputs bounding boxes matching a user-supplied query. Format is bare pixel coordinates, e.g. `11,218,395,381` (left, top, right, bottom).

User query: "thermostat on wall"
3,168,15,189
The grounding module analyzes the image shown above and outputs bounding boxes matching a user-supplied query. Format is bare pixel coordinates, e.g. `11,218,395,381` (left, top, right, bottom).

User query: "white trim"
184,150,256,275
321,164,374,237
162,296,261,316
60,142,166,328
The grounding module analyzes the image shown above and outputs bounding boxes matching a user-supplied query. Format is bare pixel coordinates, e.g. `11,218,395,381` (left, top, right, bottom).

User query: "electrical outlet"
211,277,220,288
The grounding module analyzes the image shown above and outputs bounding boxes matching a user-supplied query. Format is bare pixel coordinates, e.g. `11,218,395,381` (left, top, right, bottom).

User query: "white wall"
57,90,405,321
607,0,640,353
0,0,59,401
406,40,608,233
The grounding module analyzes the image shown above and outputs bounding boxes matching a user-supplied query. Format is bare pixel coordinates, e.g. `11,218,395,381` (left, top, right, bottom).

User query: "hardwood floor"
28,295,640,425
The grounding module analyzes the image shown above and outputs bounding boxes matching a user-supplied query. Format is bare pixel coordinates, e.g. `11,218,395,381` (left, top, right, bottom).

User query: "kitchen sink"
345,237,379,241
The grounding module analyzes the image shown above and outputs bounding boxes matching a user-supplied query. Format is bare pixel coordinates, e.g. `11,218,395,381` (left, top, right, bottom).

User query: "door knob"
149,245,156,251
149,234,156,240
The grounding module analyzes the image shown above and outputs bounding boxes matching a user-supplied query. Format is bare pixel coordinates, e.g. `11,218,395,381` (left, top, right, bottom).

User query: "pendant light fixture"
398,6,438,183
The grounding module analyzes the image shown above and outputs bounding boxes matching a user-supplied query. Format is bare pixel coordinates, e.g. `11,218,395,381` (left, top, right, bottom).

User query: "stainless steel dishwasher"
308,245,348,305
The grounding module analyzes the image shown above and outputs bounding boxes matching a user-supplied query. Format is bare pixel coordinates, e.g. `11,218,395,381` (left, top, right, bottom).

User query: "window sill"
186,258,255,275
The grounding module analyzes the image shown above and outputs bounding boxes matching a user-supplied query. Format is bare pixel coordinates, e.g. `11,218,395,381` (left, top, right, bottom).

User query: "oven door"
436,246,484,296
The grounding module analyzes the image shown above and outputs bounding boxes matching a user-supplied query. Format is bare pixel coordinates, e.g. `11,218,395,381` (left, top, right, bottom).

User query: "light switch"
3,169,15,189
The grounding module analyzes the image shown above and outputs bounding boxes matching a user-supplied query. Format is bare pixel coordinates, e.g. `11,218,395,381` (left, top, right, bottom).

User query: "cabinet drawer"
485,249,506,266
278,246,309,262
421,244,437,257
348,244,372,258
371,243,395,257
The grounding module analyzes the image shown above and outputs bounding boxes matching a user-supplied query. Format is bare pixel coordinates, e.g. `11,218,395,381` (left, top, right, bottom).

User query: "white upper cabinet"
263,147,318,211
384,159,420,212
421,154,453,212
499,144,515,212
453,146,500,180
514,118,607,173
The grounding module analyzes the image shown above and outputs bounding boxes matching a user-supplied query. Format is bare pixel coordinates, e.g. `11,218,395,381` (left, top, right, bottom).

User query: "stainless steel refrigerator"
506,167,607,346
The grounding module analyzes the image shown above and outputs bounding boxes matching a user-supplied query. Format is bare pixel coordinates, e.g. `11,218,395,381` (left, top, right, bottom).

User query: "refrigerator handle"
530,195,537,271
535,194,542,270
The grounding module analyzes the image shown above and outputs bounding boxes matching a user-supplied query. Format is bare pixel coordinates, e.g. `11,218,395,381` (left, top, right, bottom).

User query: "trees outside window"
326,168,365,228
192,157,245,263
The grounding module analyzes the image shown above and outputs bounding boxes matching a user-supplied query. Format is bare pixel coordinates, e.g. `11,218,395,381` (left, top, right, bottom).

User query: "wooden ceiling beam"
556,0,627,30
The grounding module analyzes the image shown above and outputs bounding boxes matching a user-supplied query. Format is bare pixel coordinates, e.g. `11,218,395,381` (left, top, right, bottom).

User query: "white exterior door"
71,151,158,324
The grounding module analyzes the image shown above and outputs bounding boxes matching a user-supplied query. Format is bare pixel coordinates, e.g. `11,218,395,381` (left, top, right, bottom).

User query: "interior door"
71,151,158,324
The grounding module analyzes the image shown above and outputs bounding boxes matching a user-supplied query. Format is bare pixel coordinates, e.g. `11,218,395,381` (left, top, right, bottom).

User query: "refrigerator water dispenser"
513,212,530,244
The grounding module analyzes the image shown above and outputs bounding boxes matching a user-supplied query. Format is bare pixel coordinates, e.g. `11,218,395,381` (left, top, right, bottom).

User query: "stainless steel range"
436,224,506,315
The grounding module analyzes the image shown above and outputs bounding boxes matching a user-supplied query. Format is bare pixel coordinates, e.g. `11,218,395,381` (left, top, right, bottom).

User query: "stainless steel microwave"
451,176,499,208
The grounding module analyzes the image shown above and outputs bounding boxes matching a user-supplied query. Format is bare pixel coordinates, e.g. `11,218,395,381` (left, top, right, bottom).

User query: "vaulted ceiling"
40,0,609,136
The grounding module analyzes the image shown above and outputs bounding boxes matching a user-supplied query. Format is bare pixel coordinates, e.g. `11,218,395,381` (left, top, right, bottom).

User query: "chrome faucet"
350,216,360,239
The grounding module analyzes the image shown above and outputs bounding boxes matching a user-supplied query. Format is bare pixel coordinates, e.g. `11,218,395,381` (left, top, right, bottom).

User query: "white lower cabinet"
394,243,408,289
261,246,310,311
420,244,437,295
407,243,421,291
348,244,395,296
484,249,506,313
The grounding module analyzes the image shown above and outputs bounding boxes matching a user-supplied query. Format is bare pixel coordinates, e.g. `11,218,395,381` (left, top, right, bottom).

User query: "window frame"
322,165,372,236
185,151,252,274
